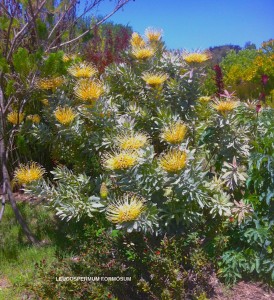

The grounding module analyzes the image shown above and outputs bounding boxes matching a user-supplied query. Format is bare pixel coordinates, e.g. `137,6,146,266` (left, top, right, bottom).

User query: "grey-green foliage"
26,166,101,221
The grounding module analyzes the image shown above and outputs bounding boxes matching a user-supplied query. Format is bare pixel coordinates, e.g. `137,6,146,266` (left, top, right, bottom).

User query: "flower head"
27,114,41,124
68,62,98,78
142,72,168,88
130,32,145,48
41,98,49,106
116,132,149,150
145,27,162,42
103,150,139,171
7,111,25,125
36,76,64,90
132,47,155,60
74,79,104,103
183,50,212,63
14,162,45,184
159,149,187,173
212,100,239,114
106,193,145,223
161,122,187,144
198,96,211,103
54,107,76,125
62,53,77,63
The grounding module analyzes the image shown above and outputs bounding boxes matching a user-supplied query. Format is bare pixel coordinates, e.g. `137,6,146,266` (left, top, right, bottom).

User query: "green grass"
0,202,58,299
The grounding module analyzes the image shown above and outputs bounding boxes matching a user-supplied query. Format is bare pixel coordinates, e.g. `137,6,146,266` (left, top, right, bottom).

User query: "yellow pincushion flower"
103,150,139,171
142,72,168,88
145,27,162,42
74,79,104,103
116,132,149,150
130,32,145,48
132,47,155,60
36,76,64,90
100,182,108,199
106,194,145,223
161,122,187,144
183,51,212,63
159,149,187,173
62,53,77,63
198,96,211,103
27,114,41,124
54,107,76,125
212,100,239,114
41,98,49,106
14,162,45,184
7,111,25,125
68,62,98,78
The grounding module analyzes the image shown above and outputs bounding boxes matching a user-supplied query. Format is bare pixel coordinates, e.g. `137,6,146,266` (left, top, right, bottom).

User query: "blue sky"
90,0,274,50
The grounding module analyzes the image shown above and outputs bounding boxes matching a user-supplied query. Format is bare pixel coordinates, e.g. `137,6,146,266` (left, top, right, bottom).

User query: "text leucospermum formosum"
103,150,139,171
74,79,104,103
14,162,45,184
159,149,187,173
182,50,212,63
212,100,239,114
106,194,145,224
161,122,187,144
27,114,41,124
145,28,162,42
130,32,145,48
132,47,155,60
116,132,149,150
36,76,64,90
68,62,98,78
142,72,168,88
54,107,76,125
7,111,25,125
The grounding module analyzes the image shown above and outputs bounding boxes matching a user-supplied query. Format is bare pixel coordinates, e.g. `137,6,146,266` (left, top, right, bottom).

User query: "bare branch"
48,0,131,51
48,1,78,39
7,0,47,61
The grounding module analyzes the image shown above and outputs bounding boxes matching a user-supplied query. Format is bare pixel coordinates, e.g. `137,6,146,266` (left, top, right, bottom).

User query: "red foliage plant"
84,24,132,73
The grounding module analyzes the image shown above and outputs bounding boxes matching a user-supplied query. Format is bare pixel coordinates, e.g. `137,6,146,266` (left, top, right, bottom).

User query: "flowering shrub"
9,29,274,287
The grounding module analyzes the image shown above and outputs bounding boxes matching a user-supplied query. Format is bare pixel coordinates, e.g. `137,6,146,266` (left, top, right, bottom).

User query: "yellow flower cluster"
198,96,211,103
182,51,212,64
130,32,145,48
116,132,148,150
159,149,187,173
68,62,98,78
142,72,168,88
14,162,45,184
130,28,161,60
74,79,104,103
27,114,41,124
54,107,76,125
103,150,138,171
7,111,25,125
36,76,64,90
161,122,187,144
106,194,145,223
62,53,77,63
145,28,162,42
132,47,155,60
212,101,239,114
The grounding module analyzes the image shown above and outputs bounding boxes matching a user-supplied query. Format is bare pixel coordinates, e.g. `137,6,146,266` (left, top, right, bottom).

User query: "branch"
48,1,78,39
7,0,47,61
48,0,130,51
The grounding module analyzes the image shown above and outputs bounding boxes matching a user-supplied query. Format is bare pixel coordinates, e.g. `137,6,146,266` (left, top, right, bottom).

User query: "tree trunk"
0,138,39,244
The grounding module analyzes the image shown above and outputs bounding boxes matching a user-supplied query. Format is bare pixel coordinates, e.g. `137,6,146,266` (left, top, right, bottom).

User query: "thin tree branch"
48,0,130,51
48,1,77,39
7,0,47,61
